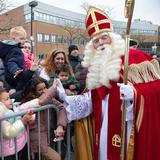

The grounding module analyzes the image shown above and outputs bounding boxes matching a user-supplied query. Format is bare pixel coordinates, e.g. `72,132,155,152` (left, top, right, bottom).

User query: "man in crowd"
57,7,160,160
129,39,139,49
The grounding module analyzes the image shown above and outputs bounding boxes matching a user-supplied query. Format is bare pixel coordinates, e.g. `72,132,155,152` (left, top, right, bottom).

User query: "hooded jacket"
0,40,25,76
0,40,34,88
0,99,40,157
0,40,20,60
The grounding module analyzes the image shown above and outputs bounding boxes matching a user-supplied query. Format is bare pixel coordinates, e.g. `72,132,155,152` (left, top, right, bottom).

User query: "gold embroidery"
128,59,160,84
112,134,121,147
96,133,99,145
127,126,135,160
136,95,144,132
85,7,113,38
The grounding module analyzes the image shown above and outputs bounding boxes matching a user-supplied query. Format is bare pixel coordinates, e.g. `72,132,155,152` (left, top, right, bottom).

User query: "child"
0,81,58,160
0,89,40,159
56,64,80,95
0,26,39,91
21,40,33,70
21,76,67,160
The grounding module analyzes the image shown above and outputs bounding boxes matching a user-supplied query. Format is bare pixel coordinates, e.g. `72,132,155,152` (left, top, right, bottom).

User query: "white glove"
117,83,134,121
117,83,134,101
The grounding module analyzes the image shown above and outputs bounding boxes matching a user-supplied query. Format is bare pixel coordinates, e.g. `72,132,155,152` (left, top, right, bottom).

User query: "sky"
10,0,160,25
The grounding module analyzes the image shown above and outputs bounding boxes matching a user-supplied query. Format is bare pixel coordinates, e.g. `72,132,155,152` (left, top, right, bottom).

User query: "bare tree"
81,1,90,13
0,0,13,14
61,20,88,45
81,1,114,18
131,35,147,44
61,2,115,46
77,28,89,43
62,24,79,45
0,0,14,35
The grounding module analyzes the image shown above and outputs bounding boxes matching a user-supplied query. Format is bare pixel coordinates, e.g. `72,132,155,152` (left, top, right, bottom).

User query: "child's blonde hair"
10,26,27,38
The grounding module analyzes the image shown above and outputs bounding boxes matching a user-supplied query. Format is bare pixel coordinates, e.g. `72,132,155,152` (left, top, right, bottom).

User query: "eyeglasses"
23,46,31,49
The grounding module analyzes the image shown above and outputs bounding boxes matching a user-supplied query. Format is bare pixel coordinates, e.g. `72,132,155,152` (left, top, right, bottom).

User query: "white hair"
82,32,125,89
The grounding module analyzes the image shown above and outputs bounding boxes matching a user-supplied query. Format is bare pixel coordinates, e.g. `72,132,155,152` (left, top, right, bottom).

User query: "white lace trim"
64,92,92,122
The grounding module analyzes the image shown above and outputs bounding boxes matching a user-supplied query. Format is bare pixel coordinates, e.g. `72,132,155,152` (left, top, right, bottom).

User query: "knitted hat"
68,45,79,55
129,39,138,47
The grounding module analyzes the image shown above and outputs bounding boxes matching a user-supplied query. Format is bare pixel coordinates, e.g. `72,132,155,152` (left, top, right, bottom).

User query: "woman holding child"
39,49,72,85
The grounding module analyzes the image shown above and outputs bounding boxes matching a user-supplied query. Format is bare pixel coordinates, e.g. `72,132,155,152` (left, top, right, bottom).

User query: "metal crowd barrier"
0,104,71,160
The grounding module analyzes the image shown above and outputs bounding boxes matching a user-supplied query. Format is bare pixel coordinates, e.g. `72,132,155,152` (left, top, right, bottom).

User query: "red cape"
92,48,160,160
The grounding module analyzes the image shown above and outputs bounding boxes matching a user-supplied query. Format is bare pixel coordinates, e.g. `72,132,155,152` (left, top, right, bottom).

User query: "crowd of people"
0,6,160,160
0,22,84,160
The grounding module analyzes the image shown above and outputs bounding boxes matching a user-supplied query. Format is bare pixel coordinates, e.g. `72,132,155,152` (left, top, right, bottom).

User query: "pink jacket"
0,99,40,157
23,51,33,70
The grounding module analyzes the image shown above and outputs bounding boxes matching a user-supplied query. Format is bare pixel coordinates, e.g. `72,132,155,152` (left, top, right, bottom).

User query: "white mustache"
96,44,111,51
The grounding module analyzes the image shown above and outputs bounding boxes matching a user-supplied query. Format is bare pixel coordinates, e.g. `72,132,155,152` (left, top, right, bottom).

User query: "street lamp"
29,0,38,53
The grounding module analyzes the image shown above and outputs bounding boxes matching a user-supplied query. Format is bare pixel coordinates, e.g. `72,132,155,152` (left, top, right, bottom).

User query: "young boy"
0,26,38,91
56,64,80,95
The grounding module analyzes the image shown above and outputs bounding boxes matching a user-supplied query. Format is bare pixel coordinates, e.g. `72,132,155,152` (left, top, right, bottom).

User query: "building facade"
0,1,159,57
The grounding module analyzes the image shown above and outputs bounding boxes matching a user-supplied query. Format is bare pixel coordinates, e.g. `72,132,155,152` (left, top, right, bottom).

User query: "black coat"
68,55,82,73
0,41,34,89
0,41,25,76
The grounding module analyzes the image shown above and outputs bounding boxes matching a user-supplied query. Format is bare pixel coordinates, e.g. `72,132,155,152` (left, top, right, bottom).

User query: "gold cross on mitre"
85,7,113,38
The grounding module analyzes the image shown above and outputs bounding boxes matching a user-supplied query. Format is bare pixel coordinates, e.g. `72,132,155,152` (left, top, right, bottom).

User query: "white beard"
82,32,125,90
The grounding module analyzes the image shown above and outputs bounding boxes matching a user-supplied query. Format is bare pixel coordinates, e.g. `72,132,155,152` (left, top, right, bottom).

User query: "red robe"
92,48,160,160
92,83,123,160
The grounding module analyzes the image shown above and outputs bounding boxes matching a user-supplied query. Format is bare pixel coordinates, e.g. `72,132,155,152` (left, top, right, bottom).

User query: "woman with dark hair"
22,76,48,101
21,76,67,160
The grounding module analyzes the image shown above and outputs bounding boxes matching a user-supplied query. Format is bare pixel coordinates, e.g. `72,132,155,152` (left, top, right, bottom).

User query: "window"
49,15,53,22
24,14,31,22
57,35,63,43
79,38,85,45
34,12,38,20
46,15,50,21
41,13,45,20
73,38,79,44
63,36,68,44
51,35,57,43
44,34,50,43
39,12,43,19
56,17,60,24
37,33,43,42
60,18,65,26
52,16,56,24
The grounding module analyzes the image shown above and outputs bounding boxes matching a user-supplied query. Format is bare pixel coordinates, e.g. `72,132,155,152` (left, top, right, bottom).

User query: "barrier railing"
0,104,71,160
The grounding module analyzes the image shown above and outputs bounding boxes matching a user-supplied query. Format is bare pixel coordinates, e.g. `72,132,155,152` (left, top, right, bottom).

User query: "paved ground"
65,151,75,160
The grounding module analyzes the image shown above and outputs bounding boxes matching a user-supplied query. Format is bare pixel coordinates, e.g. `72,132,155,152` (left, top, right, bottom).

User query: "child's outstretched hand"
14,69,23,78
30,57,40,71
69,84,76,90
65,89,74,96
52,78,58,88
39,79,58,105
54,125,65,142
21,111,34,125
